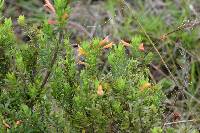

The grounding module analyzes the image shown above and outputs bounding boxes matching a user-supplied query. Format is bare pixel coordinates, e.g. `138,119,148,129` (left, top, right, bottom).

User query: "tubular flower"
103,42,114,49
99,36,110,46
139,43,145,52
48,19,57,25
121,40,132,47
44,0,56,14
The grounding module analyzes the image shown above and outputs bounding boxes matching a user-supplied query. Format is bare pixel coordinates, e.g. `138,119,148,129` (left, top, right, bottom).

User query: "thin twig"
40,45,59,89
40,31,63,89
68,21,92,39
164,20,200,37
164,119,198,126
150,63,170,79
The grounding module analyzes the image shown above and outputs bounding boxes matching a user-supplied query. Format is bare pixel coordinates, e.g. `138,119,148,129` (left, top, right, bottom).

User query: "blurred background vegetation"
2,0,200,131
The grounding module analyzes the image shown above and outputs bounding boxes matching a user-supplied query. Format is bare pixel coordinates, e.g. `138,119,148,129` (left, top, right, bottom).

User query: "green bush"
0,0,166,132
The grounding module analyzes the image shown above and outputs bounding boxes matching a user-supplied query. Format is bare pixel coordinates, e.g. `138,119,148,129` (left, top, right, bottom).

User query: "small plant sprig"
50,35,165,132
160,19,200,41
0,0,4,17
0,0,71,132
36,0,70,99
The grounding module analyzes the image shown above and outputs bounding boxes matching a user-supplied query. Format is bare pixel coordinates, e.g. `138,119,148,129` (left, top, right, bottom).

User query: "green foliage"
50,36,165,132
0,18,15,85
54,0,70,26
0,1,167,132
0,0,4,11
151,127,163,133
0,16,166,131
0,0,4,18
1,0,200,132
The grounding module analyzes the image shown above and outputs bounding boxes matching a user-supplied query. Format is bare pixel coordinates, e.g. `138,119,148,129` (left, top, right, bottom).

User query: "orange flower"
44,0,56,14
97,84,104,96
48,19,57,25
103,42,114,49
99,36,109,46
139,82,151,91
120,40,132,47
139,43,145,52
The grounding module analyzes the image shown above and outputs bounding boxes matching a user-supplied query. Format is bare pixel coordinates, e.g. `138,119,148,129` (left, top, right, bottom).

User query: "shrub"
0,0,165,132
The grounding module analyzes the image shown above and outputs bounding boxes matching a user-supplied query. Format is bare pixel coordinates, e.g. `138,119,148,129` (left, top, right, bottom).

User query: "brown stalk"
27,31,64,108
40,31,64,89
